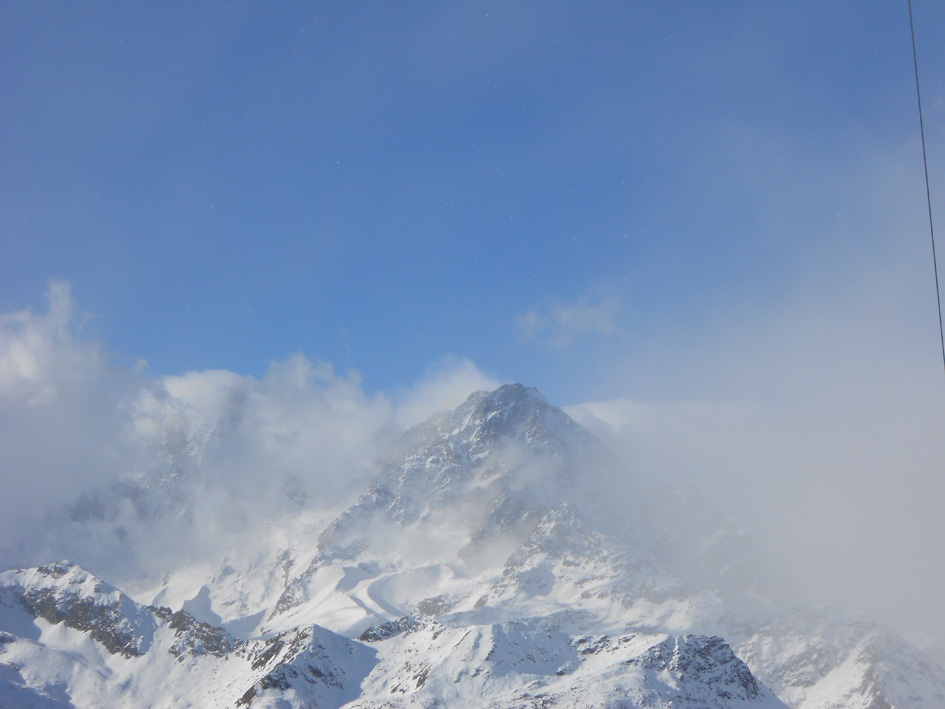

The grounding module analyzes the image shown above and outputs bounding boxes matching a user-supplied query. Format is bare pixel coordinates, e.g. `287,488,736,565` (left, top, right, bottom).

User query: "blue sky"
3,2,945,641
4,2,944,404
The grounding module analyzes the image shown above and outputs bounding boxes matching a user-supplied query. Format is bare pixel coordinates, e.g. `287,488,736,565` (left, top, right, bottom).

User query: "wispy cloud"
516,295,619,348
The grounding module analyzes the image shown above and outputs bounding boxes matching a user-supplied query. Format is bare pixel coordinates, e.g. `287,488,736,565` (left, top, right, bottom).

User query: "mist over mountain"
3,294,944,706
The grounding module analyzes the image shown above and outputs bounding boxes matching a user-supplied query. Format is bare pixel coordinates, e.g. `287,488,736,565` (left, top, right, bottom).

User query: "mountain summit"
2,384,943,707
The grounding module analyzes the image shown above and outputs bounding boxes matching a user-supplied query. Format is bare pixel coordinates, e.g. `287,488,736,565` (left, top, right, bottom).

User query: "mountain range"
2,383,943,707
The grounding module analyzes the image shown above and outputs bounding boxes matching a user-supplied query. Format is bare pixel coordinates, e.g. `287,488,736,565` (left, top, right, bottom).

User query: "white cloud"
0,281,147,549
0,285,502,581
516,295,619,347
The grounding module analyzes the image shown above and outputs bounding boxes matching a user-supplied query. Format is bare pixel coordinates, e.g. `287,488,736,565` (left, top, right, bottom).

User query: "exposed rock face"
1,562,158,658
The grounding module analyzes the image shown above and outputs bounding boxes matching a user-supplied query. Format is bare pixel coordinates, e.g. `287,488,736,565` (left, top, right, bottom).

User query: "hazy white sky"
2,1,945,645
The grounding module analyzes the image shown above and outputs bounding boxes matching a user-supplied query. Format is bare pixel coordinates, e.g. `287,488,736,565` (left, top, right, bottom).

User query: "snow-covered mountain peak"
0,561,135,618
451,383,550,437
0,561,162,659
315,394,635,580
393,383,604,467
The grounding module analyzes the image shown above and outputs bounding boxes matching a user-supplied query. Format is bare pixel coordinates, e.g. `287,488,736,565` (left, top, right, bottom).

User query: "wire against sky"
908,0,945,380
